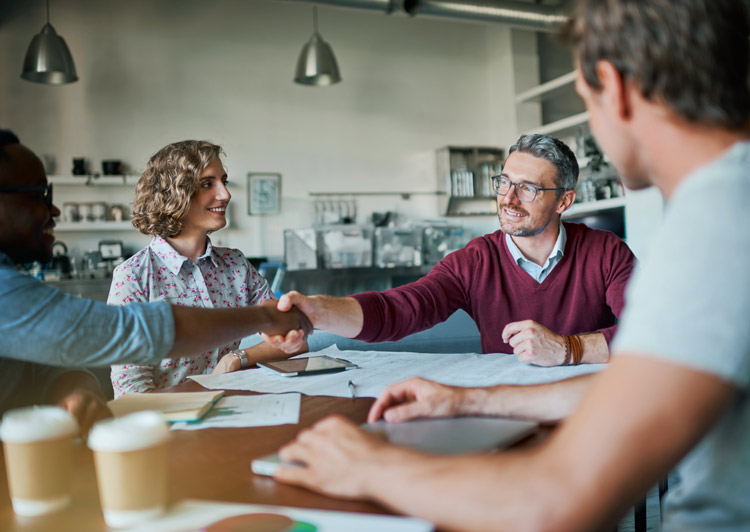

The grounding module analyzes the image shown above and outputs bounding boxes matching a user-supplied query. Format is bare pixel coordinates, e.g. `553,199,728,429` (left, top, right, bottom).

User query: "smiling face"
180,158,231,237
0,144,60,264
496,151,572,238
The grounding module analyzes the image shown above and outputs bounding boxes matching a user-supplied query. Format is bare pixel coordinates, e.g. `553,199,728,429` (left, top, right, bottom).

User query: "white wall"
1,0,525,259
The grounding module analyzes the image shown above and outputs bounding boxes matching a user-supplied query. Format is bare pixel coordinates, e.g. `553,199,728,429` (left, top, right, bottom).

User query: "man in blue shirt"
0,129,311,434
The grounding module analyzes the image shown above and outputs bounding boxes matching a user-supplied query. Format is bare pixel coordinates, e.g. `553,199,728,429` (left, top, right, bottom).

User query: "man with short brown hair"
273,1,750,530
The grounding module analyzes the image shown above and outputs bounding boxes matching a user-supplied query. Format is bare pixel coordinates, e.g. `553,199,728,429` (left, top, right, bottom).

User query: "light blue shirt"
0,252,174,412
505,222,567,283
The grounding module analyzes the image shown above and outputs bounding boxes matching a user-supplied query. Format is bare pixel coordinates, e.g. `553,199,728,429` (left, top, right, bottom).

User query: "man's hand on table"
502,320,567,366
367,377,466,423
58,388,112,439
47,371,113,438
275,415,399,499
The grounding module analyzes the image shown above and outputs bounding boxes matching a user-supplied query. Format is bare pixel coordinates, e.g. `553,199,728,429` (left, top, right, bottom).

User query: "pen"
348,380,356,400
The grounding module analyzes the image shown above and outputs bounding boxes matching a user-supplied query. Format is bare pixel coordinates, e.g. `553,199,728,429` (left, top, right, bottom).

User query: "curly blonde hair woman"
131,140,222,238
107,140,303,397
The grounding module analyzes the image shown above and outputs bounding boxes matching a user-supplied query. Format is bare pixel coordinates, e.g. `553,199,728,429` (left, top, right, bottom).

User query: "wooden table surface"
0,379,549,532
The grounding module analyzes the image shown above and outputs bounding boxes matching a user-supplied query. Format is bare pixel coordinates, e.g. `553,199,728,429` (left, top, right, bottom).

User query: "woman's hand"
212,352,243,374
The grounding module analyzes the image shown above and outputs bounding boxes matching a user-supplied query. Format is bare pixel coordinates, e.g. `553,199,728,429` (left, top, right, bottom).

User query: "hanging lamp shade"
21,1,78,85
294,7,341,86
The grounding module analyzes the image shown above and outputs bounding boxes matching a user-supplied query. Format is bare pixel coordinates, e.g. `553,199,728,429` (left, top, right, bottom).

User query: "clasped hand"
502,319,566,366
260,291,316,353
257,298,312,349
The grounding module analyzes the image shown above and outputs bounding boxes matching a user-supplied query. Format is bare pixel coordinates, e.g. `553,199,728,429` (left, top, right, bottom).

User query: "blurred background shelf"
55,222,135,231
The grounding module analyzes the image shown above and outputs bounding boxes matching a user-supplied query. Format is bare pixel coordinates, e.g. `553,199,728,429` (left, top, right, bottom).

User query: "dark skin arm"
169,299,312,356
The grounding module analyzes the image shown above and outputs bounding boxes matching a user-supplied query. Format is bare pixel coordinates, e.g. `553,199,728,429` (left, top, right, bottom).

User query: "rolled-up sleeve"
0,272,174,368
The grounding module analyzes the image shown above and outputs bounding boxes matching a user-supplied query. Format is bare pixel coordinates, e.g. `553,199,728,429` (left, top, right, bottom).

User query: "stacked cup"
0,406,78,516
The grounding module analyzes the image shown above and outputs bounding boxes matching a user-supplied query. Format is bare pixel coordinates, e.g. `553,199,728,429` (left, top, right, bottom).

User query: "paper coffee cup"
88,411,169,528
0,406,78,516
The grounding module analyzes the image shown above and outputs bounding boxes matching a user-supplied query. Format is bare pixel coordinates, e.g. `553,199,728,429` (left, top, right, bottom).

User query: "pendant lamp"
21,0,78,85
294,6,341,86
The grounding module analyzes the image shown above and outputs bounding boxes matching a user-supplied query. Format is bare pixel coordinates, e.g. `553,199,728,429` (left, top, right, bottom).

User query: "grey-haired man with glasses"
268,133,636,367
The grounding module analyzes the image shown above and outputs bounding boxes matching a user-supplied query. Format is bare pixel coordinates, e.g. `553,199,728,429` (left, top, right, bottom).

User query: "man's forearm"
579,332,609,364
302,295,364,338
363,444,566,532
459,374,596,423
170,304,309,356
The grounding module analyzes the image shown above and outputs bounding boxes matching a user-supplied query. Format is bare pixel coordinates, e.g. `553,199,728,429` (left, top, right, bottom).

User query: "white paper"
188,346,604,398
126,499,433,532
170,393,300,431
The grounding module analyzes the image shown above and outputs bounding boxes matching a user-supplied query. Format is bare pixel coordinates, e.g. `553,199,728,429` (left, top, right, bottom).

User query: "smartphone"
257,355,358,377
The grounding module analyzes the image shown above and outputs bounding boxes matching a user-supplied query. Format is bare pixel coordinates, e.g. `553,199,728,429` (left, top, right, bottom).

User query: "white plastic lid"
0,406,78,443
88,411,169,452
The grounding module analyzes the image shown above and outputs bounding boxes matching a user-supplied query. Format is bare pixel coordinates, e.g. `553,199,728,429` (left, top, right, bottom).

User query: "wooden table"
0,380,548,532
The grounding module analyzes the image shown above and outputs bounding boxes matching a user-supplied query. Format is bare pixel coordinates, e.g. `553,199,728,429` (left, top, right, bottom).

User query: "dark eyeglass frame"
0,184,53,209
491,175,567,203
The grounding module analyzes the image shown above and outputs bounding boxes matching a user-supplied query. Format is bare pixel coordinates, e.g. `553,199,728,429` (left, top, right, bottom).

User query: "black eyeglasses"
0,183,53,209
491,175,567,203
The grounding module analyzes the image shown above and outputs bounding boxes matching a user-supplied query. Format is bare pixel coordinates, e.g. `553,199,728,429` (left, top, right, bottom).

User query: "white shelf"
515,71,577,104
50,175,139,186
55,221,135,232
526,111,590,137
563,197,625,218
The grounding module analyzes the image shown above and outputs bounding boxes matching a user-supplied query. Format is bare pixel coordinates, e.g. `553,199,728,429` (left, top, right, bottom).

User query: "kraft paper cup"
88,411,169,528
0,406,78,516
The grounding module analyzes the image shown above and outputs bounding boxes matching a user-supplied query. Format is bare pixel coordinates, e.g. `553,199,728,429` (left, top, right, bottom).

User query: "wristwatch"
230,349,248,369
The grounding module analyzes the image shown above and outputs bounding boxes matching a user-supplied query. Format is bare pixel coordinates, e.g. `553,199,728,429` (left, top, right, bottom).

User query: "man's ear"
595,60,631,120
556,189,576,215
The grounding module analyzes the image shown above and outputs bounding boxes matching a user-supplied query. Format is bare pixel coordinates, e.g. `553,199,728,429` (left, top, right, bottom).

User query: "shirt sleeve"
108,260,158,397
612,175,750,388
353,253,469,342
245,257,276,304
0,273,173,367
595,234,637,345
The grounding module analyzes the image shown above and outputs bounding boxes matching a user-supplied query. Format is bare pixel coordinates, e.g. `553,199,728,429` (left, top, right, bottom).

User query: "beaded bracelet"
563,335,572,366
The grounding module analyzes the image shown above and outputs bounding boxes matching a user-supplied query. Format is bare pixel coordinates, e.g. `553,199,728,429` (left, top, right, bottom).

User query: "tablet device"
257,355,358,377
251,416,538,476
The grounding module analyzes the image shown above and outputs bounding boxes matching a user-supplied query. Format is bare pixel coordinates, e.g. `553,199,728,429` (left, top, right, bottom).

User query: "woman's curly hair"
131,140,224,237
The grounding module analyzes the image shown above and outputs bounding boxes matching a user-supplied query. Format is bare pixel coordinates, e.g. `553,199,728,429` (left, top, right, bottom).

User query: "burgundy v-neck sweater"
353,222,636,354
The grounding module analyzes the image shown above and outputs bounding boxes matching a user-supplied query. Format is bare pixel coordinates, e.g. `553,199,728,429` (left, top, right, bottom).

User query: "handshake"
259,291,357,354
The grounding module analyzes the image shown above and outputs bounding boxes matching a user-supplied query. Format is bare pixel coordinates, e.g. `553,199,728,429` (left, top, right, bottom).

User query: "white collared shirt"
505,222,567,283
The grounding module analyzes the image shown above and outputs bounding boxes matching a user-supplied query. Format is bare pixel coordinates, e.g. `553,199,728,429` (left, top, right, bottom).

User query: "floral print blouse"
108,236,274,398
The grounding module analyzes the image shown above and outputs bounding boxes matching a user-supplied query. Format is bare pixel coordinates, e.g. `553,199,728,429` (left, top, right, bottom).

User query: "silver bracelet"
230,349,248,369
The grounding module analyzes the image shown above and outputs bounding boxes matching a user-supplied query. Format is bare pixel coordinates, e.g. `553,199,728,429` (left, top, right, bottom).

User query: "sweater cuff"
351,292,385,342
597,324,618,346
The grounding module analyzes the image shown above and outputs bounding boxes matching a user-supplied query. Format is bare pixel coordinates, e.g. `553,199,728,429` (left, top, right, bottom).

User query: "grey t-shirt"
612,141,750,531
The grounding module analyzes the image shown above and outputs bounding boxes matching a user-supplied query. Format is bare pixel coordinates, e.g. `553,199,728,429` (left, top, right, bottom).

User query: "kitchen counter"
46,277,112,302
282,265,432,296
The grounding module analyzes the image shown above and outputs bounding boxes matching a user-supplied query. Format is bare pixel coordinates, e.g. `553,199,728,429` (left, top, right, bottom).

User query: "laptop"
251,416,538,477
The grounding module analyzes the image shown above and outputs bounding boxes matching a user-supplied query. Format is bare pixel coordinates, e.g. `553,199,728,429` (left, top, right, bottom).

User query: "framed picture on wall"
247,173,281,214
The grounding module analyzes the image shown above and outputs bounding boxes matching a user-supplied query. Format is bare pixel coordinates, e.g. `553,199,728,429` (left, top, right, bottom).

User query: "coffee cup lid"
88,411,169,452
0,406,78,443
